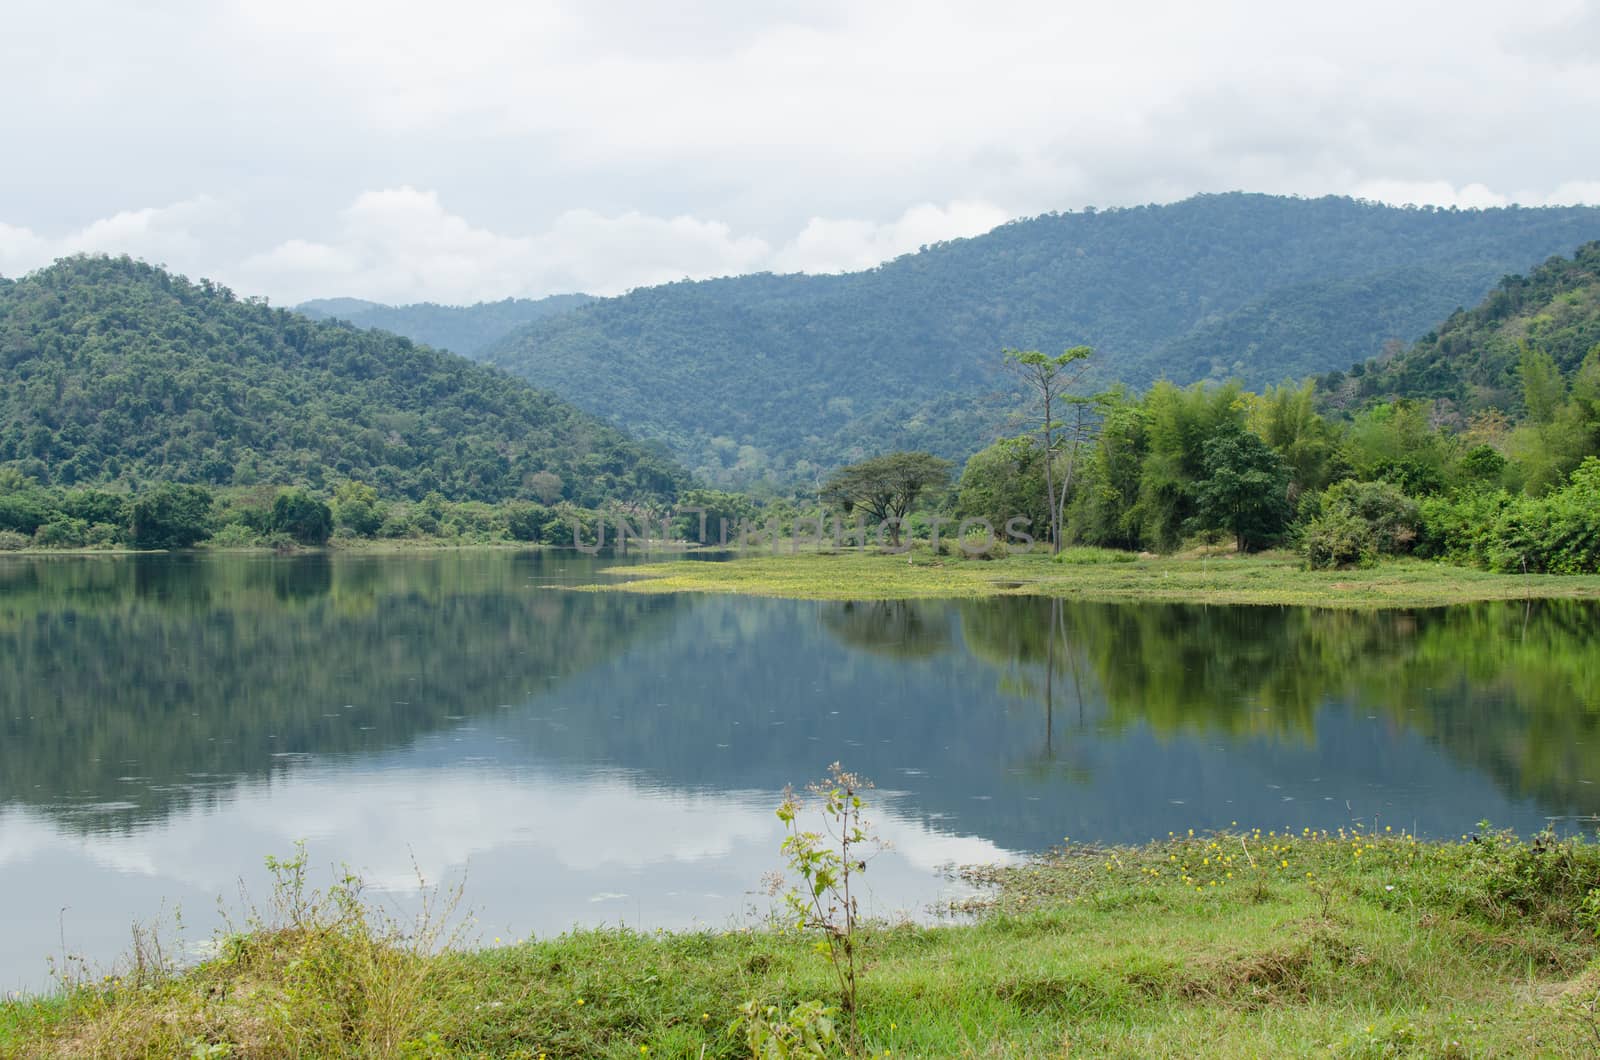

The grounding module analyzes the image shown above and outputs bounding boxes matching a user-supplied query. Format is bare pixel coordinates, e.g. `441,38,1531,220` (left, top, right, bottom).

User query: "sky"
3,0,1600,305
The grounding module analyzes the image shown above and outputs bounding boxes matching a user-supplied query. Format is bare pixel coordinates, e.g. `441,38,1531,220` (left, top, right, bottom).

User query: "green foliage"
296,292,594,357
269,490,334,546
130,484,214,549
1341,241,1600,414
955,436,1049,541
1301,507,1374,570
1522,344,1568,424
503,502,552,542
13,827,1600,1058
820,452,951,546
1458,443,1509,485
0,256,684,506
1053,546,1138,565
1246,381,1345,496
775,764,881,1043
1303,480,1421,569
1133,382,1246,550
1420,458,1600,573
480,195,1600,483
733,999,840,1059
1192,427,1292,552
672,489,759,544
333,482,386,537
1344,400,1454,495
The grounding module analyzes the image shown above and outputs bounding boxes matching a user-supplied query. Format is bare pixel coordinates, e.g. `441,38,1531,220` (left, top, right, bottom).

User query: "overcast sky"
3,0,1599,305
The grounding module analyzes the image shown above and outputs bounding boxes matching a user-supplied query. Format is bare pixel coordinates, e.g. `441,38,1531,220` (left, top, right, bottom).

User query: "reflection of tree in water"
0,553,682,832
955,596,1600,817
818,600,951,659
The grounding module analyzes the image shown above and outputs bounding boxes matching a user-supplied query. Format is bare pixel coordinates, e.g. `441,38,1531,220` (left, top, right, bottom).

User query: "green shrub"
1420,458,1600,573
1302,508,1373,569
85,522,123,548
333,482,385,537
0,493,48,535
32,518,89,549
0,529,29,550
1302,479,1420,569
505,502,551,543
130,484,214,549
1054,546,1138,565
956,536,1010,561
269,490,334,546
207,523,262,548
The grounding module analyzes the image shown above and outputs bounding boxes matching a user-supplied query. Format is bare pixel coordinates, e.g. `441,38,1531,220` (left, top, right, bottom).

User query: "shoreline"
4,828,1596,1056
577,549,1600,609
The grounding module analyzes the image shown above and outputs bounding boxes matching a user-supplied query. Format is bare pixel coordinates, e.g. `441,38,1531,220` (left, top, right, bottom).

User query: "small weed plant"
768,763,885,1050
732,998,840,1059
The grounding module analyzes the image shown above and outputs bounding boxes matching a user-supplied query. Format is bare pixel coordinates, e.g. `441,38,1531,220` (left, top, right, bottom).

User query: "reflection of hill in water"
486,594,1600,847
0,553,683,832
5,553,1598,847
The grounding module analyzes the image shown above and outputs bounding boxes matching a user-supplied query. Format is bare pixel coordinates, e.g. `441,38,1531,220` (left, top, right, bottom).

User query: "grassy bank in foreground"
580,549,1600,607
2,829,1597,1058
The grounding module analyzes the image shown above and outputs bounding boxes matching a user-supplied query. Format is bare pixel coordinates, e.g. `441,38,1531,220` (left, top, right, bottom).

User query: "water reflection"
2,553,1598,991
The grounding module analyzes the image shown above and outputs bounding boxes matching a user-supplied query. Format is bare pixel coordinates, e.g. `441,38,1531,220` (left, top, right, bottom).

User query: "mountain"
1328,241,1600,414
296,292,594,356
0,256,682,505
479,193,1600,484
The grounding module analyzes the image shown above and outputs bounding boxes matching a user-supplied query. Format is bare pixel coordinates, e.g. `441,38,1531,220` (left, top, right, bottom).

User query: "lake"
2,550,1598,992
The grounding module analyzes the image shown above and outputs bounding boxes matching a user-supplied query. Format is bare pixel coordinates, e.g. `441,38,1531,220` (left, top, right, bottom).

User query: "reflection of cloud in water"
0,764,1012,992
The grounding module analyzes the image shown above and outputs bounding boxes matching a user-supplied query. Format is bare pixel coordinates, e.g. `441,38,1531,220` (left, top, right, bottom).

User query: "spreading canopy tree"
821,451,952,546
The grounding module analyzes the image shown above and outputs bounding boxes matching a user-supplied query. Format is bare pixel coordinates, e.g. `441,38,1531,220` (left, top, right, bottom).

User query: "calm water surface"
2,551,1598,991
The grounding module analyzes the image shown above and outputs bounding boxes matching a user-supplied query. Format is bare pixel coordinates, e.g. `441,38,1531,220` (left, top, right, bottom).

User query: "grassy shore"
578,547,1600,608
2,828,1597,1058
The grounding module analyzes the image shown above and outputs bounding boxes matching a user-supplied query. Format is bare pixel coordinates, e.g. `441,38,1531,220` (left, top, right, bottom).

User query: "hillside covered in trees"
296,292,594,357
480,193,1600,484
0,256,682,505
1330,241,1600,416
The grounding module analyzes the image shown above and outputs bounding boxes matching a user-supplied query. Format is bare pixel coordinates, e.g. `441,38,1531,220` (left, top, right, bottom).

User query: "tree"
332,481,385,537
1135,381,1245,551
1193,428,1291,552
672,488,758,544
1002,346,1094,554
1520,343,1566,425
504,502,551,542
821,452,952,546
130,484,214,549
955,436,1048,535
270,489,333,546
527,470,565,504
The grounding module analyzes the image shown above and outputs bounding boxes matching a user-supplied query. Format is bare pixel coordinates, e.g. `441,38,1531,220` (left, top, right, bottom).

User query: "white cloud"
1348,180,1511,210
773,200,1011,274
4,1,1600,301
0,196,230,280
236,187,776,303
236,188,1006,303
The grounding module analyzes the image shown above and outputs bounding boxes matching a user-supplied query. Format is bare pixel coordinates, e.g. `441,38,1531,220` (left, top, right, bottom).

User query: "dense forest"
480,193,1600,484
296,292,594,357
949,341,1599,573
1327,241,1600,415
0,257,683,505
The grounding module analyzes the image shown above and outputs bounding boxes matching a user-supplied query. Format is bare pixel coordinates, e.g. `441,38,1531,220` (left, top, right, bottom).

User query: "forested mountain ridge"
480,193,1600,485
296,292,595,357
1328,241,1600,416
0,256,682,505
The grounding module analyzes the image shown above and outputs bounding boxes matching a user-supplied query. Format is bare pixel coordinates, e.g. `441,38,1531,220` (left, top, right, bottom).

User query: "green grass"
4,828,1598,1057
577,548,1600,608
